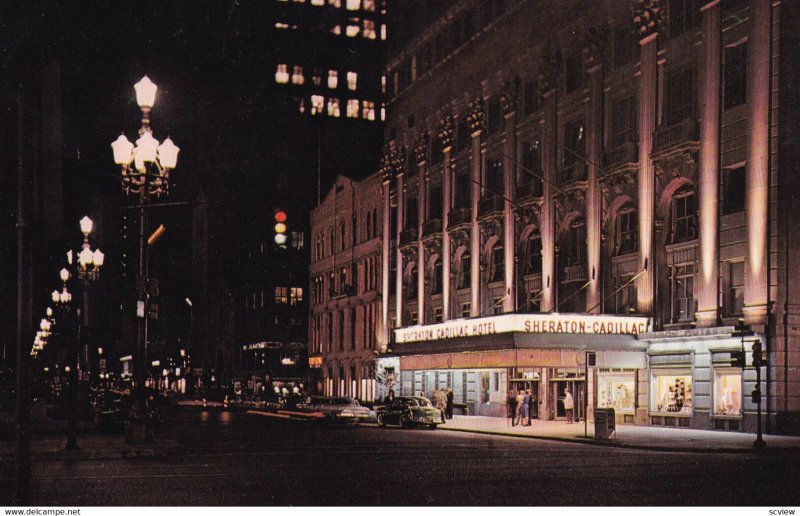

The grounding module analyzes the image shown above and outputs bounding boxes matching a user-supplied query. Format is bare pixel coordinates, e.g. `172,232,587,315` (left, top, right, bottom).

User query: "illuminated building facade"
375,0,800,433
309,174,384,400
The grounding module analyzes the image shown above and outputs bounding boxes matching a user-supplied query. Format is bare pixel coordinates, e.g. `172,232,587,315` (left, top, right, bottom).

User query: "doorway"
509,379,539,419
552,380,585,422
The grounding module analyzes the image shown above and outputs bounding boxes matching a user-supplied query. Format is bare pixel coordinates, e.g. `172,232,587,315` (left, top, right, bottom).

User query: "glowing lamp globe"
111,134,134,165
136,131,159,164
80,216,94,236
134,76,158,109
157,138,180,169
93,249,105,267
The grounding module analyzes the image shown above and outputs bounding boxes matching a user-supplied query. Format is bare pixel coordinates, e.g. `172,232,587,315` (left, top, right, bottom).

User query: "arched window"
671,187,697,243
525,233,542,274
432,259,443,294
491,242,504,282
564,220,586,267
616,207,638,255
459,252,471,289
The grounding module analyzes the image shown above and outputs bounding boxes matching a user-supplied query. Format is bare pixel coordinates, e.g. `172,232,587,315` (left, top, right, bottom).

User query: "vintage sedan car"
297,396,371,424
376,396,446,429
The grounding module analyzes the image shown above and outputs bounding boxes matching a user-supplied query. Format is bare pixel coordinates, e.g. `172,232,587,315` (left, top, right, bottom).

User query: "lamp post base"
125,397,154,444
753,436,767,448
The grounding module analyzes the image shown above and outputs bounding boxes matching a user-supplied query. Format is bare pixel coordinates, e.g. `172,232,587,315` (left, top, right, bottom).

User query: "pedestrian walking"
507,389,518,426
563,388,574,424
515,389,525,425
520,390,530,426
526,389,535,425
445,388,454,419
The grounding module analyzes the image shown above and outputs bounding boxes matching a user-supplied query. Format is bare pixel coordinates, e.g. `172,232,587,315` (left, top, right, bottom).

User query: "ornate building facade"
374,0,800,433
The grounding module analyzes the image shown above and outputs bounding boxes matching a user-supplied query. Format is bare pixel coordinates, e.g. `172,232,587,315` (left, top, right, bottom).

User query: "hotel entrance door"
509,379,539,419
552,380,585,422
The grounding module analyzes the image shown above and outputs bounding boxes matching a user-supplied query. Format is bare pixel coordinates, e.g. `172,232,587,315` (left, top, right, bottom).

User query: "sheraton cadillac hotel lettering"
394,313,651,344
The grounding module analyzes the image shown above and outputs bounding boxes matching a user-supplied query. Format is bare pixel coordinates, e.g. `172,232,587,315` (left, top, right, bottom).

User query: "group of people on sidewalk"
427,388,454,420
506,388,535,426
506,387,575,426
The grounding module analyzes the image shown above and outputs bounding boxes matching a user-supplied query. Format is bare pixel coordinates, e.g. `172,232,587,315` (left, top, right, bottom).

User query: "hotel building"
368,0,800,433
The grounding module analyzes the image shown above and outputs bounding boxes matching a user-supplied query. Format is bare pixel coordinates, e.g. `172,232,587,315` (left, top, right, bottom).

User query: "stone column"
467,100,484,316
696,0,721,327
395,160,405,326
586,58,603,313
744,0,770,324
636,28,659,315
381,164,391,349
501,85,518,313
416,136,428,324
540,87,557,312
440,118,454,320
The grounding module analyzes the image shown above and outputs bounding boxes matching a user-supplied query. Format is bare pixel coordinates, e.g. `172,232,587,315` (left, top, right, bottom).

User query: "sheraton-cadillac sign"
394,313,651,344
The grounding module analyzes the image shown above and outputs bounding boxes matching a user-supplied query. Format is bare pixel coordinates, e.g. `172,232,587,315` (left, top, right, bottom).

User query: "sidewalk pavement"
436,415,800,453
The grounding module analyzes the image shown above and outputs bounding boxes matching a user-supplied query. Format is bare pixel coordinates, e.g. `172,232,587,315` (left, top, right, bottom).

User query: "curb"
437,426,794,454
0,441,184,462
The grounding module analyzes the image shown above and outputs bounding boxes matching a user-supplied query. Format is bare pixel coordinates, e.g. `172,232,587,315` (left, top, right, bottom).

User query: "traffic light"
731,351,746,369
731,319,754,338
751,339,764,368
274,209,288,247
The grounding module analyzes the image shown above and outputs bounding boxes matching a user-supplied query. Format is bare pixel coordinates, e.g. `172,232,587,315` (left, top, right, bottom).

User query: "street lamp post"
111,76,179,443
51,267,78,449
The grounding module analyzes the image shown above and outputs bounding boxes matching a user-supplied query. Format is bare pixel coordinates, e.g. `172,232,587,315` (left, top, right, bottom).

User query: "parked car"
376,397,446,429
297,396,371,424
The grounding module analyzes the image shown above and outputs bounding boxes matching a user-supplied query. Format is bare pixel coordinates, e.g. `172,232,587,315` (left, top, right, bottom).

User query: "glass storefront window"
713,370,742,416
651,372,693,414
597,373,635,414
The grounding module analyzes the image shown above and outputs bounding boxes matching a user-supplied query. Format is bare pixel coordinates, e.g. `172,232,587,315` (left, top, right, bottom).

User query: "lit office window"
346,0,360,10
275,22,290,29
363,19,376,39
331,25,342,35
312,69,322,87
362,100,375,121
381,74,386,94
292,0,305,3
346,19,360,37
328,70,338,89
328,0,341,7
298,98,306,114
311,0,324,5
311,95,325,115
290,287,304,305
275,64,289,84
328,98,341,117
347,99,360,118
274,287,288,304
292,66,304,85
380,104,385,121
362,0,375,10
380,24,387,40
347,71,358,90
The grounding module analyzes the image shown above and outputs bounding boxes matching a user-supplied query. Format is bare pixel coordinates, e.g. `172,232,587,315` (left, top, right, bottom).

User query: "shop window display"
713,370,742,416
652,373,693,414
597,373,635,414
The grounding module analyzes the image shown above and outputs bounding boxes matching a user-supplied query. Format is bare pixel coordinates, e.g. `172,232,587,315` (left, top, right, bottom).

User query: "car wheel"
377,414,387,427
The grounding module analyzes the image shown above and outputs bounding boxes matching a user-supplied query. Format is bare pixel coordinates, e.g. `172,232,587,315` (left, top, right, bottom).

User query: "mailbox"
594,407,616,440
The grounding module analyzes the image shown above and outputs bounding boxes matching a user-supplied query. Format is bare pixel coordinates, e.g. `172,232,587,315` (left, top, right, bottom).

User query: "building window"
433,307,443,322
347,99,359,118
275,64,289,84
362,0,374,11
459,252,471,289
665,66,695,125
520,139,542,195
491,296,504,315
671,264,695,322
291,65,304,85
327,98,341,117
524,235,542,275
724,42,747,110
461,302,471,319
487,97,503,135
290,287,303,305
362,19,376,39
609,96,636,149
311,95,325,115
486,157,503,196
565,52,584,94
409,311,418,325
340,223,346,251
346,0,359,10
564,221,586,267
713,369,742,416
617,208,638,255
671,187,697,243
597,373,636,414
614,275,637,315
291,231,304,250
347,71,358,91
668,0,699,37
346,19,360,37
612,26,634,68
328,70,339,89
722,165,746,215
362,101,375,121
274,287,288,304
652,372,693,414
561,119,585,183
312,69,323,87
339,311,345,351
432,259,443,294
350,308,356,350
524,80,540,116
491,243,504,283
725,261,745,317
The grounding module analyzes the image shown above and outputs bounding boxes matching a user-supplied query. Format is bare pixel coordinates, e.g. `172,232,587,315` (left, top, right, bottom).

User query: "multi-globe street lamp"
111,76,179,442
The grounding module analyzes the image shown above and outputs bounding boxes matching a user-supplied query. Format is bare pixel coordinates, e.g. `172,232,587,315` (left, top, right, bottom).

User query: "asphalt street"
2,408,799,506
